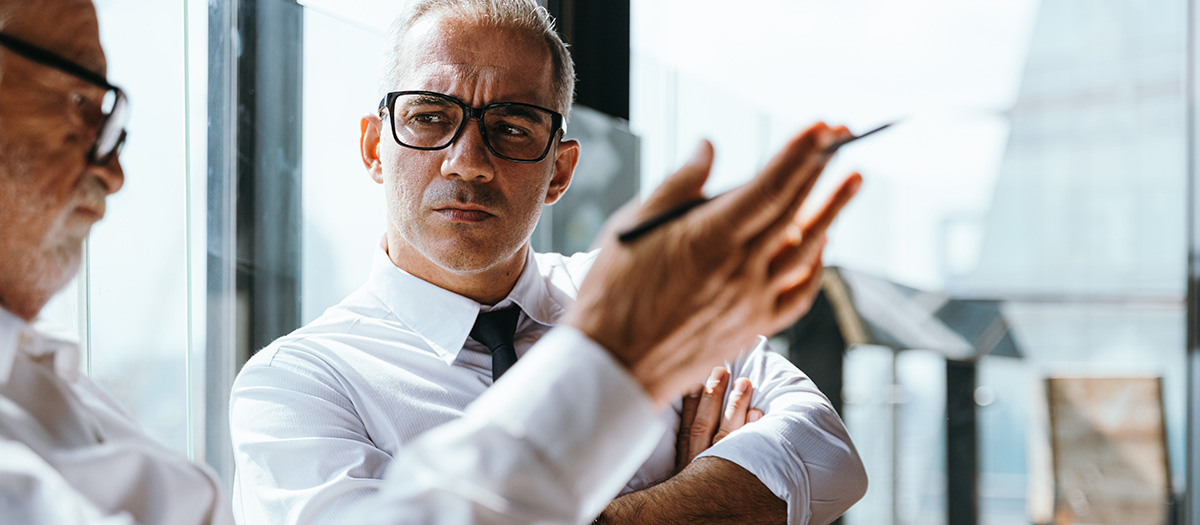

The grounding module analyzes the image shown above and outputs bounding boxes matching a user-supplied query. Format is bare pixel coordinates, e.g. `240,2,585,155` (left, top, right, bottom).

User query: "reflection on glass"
82,0,193,454
632,0,1186,523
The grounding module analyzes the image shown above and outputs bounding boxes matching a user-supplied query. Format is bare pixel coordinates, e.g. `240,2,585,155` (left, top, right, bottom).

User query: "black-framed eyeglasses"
378,90,564,163
0,33,129,165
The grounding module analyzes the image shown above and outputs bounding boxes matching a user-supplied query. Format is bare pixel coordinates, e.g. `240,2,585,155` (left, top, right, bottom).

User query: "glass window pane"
631,0,1188,522
86,0,193,453
300,6,390,324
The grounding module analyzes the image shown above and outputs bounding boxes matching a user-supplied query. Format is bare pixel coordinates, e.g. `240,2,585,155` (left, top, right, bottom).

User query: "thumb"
748,409,763,423
643,140,713,215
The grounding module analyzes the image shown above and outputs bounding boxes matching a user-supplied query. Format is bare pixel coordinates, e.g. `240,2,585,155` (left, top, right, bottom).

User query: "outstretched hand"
564,122,862,406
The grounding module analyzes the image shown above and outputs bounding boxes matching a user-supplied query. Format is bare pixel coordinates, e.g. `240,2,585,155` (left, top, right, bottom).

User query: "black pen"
617,122,894,244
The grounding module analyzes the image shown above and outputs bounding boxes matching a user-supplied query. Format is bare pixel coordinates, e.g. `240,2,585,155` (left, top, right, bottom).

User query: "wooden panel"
1046,376,1170,525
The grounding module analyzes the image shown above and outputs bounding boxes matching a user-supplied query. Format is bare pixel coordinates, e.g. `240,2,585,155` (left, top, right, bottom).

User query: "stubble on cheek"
384,176,527,273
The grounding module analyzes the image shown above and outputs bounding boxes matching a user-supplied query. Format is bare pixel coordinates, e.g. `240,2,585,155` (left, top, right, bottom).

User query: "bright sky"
633,0,1040,121
629,0,1041,289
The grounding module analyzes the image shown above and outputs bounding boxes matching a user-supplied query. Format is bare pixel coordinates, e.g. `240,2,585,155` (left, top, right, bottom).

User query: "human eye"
400,99,458,129
407,111,447,125
490,119,532,138
69,91,104,128
486,107,550,141
402,105,447,123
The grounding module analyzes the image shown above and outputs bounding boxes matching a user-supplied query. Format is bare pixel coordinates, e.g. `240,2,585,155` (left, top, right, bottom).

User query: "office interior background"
46,0,1196,523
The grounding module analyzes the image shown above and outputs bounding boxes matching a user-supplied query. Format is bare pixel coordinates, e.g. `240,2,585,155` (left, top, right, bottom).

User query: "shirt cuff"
697,407,867,525
469,325,668,517
697,427,812,525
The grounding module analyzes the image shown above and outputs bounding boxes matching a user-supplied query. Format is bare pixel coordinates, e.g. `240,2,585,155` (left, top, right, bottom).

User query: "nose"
441,119,495,183
90,151,125,195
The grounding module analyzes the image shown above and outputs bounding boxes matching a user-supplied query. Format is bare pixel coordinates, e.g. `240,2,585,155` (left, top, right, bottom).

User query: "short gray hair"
378,0,575,122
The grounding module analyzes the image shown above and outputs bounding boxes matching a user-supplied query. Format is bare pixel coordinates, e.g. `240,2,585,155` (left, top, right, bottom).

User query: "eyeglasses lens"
390,93,555,162
91,89,129,164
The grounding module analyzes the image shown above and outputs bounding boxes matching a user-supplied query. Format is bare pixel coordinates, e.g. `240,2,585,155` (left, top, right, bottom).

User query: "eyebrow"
403,95,454,107
491,104,547,121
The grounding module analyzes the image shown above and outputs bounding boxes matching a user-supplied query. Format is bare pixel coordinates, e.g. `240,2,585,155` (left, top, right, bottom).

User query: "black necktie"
470,307,521,381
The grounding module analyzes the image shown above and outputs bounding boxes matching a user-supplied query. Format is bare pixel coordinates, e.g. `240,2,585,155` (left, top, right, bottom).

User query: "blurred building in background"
48,0,1193,523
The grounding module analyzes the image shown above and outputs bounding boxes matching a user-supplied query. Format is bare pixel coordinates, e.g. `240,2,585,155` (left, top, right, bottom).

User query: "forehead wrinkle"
408,62,551,108
393,12,555,107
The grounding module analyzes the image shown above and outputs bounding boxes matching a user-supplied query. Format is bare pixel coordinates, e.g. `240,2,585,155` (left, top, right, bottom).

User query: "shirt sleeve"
0,440,138,525
229,342,395,524
345,326,667,525
694,338,868,525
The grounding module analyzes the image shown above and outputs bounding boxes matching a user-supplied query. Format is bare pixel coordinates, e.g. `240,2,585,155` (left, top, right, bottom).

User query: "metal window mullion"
1187,0,1199,523
203,0,240,485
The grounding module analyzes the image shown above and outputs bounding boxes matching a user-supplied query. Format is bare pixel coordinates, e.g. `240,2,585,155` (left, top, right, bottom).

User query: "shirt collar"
504,251,568,327
366,245,567,365
0,306,23,385
0,305,81,385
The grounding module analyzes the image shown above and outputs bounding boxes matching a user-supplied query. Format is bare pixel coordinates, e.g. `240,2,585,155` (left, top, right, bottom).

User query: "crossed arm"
600,345,867,525
601,367,786,524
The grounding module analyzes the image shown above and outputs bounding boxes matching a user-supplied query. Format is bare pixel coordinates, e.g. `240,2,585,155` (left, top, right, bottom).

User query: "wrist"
562,314,669,404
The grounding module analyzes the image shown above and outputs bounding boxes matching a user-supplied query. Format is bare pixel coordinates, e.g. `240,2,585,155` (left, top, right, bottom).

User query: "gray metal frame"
204,0,303,484
1188,0,1200,520
1190,0,1199,522
204,0,239,484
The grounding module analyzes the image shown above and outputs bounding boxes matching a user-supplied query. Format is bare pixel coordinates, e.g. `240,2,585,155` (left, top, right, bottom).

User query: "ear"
361,113,384,184
544,139,580,205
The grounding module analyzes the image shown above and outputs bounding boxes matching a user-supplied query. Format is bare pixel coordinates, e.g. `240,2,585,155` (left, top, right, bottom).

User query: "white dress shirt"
0,301,661,525
231,247,867,525
0,306,233,525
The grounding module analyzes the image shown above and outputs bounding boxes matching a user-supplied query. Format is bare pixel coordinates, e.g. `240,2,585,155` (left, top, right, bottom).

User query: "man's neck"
384,235,529,306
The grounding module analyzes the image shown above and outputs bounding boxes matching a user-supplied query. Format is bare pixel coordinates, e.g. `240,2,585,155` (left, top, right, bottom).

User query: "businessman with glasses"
230,1,867,523
0,0,865,523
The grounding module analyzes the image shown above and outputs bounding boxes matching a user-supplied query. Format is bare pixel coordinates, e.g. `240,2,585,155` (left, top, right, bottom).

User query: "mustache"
74,175,110,212
423,179,507,211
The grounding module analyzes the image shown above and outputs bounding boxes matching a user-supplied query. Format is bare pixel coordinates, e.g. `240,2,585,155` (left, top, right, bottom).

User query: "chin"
46,243,84,288
36,228,86,278
401,225,522,274
6,244,84,307
435,249,509,274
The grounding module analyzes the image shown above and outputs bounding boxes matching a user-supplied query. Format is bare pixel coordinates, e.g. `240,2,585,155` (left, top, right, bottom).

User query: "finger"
748,409,764,423
766,172,859,282
769,230,825,284
762,127,853,239
680,386,702,429
675,387,702,469
740,134,851,266
744,133,859,256
713,377,755,444
714,124,849,240
802,172,863,236
774,255,827,326
688,366,729,462
639,140,714,220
